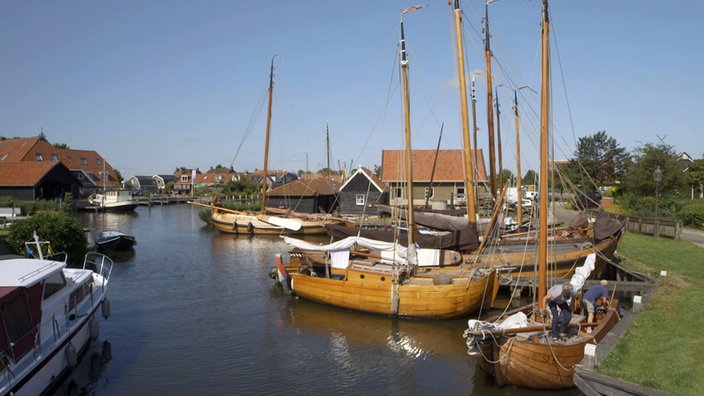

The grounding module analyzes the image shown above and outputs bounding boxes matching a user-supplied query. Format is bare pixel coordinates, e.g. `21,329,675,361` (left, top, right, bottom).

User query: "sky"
1,1,702,178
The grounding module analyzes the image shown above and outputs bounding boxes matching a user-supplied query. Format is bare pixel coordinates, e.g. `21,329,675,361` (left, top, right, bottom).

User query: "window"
35,153,43,161
80,158,88,165
96,158,102,166
43,271,66,300
51,154,58,161
393,187,404,199
355,194,365,206
424,187,434,199
181,175,189,182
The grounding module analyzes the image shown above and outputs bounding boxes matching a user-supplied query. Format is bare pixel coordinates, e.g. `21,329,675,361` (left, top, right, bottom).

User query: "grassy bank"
601,233,704,395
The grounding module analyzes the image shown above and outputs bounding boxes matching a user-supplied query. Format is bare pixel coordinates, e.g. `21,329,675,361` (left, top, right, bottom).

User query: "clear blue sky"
1,1,701,178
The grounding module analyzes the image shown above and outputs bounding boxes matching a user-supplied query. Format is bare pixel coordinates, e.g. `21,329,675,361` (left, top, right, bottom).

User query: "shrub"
678,200,704,229
5,211,88,266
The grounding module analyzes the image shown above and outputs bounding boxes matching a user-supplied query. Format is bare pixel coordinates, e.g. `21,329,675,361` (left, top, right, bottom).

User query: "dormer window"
96,158,102,166
80,158,88,165
35,153,43,161
51,154,58,161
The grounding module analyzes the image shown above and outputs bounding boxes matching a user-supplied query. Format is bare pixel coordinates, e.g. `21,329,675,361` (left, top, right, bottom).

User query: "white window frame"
355,194,365,206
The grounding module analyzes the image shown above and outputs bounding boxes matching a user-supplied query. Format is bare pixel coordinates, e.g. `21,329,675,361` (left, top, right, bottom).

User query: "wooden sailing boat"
462,1,621,389
301,1,624,308
190,56,348,235
274,7,492,319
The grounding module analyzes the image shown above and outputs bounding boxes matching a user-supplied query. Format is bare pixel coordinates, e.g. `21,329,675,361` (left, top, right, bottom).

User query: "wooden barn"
337,167,388,216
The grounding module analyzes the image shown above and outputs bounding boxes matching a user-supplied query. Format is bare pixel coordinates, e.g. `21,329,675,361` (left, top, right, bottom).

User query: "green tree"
6,212,88,266
686,159,704,198
570,130,628,190
53,143,70,149
523,169,537,187
621,141,687,199
501,169,515,186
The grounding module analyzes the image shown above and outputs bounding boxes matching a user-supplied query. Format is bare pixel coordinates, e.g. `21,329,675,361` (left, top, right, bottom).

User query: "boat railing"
83,252,114,291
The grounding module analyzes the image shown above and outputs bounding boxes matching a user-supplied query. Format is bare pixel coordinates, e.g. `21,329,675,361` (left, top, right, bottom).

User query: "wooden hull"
210,209,344,235
474,307,620,389
475,231,623,280
287,263,491,319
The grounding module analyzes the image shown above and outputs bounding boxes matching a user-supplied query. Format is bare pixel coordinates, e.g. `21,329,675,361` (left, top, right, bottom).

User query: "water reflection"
56,340,112,396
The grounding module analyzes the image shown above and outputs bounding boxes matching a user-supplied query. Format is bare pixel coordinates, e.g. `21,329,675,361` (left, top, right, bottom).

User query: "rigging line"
550,18,579,148
230,88,269,170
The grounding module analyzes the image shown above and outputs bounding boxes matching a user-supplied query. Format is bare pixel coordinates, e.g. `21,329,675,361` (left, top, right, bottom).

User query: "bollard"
632,295,642,313
582,343,597,369
660,270,667,277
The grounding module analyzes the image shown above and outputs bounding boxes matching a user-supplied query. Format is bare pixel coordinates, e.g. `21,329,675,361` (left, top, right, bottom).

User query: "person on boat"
583,280,609,332
542,282,575,341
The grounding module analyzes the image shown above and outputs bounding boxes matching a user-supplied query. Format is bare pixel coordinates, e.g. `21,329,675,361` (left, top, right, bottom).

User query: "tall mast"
538,0,550,307
514,89,523,228
400,11,415,244
484,2,497,201
495,87,503,189
471,75,479,212
326,121,331,177
451,0,477,224
261,55,275,212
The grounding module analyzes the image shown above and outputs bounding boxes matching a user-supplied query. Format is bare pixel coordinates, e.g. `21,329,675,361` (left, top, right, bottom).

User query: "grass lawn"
600,232,704,395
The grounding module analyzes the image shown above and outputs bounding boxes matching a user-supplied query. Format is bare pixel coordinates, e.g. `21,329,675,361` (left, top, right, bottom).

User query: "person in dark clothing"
542,283,575,341
583,280,609,332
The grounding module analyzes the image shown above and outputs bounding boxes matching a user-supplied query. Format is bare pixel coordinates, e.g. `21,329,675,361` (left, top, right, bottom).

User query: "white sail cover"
282,235,408,262
570,252,596,292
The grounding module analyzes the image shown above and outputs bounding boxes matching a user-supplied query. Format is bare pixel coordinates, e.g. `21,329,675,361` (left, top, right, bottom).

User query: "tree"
570,131,628,190
686,159,704,198
621,141,687,199
501,169,515,186
53,143,70,149
523,169,537,187
373,165,382,178
6,212,87,266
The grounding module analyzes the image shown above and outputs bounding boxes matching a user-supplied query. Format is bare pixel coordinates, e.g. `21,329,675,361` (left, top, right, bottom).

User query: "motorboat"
94,230,137,252
0,233,113,395
88,189,138,212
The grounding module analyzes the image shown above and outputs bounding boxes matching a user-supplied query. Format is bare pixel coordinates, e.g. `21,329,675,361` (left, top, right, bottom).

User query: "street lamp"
653,166,662,238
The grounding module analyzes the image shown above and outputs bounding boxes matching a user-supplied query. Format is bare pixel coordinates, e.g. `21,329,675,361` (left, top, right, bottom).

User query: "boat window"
42,271,67,300
1,292,33,346
355,194,365,206
68,279,92,310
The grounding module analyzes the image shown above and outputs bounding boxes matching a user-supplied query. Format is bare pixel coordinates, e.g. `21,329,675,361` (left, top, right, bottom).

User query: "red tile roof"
381,149,487,182
267,178,339,197
0,161,63,186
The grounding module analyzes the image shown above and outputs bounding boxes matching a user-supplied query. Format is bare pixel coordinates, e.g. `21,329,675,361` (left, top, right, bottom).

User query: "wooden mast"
484,3,497,201
451,0,477,225
400,8,415,245
513,89,523,228
261,55,275,212
538,0,550,308
495,87,503,189
471,75,479,212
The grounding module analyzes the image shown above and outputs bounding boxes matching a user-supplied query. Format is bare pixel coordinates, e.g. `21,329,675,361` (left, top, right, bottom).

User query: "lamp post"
653,166,662,238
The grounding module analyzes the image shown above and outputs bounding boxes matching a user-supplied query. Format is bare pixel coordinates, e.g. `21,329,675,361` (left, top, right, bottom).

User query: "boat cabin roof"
0,258,65,287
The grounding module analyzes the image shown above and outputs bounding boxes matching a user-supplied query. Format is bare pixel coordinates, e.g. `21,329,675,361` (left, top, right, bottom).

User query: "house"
381,149,487,208
0,134,118,199
265,178,339,214
0,161,79,200
127,176,159,193
337,167,388,216
249,169,298,189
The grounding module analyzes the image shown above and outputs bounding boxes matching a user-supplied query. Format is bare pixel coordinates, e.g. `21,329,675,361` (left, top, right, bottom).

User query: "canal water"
58,204,574,395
